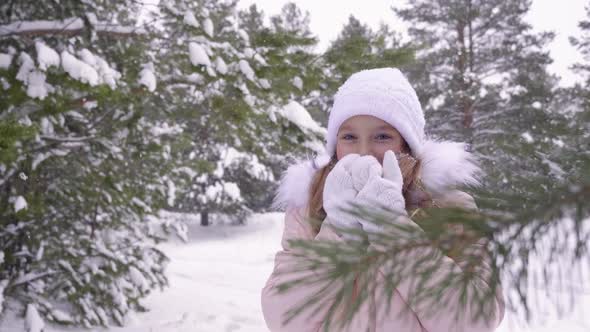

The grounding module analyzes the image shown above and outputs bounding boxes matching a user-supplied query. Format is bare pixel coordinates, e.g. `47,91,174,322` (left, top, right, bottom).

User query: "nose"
358,140,371,156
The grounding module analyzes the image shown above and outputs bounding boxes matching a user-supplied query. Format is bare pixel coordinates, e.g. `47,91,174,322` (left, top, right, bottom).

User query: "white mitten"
350,155,383,191
355,150,407,235
322,154,365,240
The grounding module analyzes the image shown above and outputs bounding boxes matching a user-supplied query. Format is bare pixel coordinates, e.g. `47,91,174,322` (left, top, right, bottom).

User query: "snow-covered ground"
0,212,282,332
1,211,588,331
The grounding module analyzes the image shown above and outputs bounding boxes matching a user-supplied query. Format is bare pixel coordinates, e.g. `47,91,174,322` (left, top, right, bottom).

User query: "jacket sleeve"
261,206,346,332
372,190,505,332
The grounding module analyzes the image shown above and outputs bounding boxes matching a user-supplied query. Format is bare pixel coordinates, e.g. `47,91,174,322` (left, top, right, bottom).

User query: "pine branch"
276,177,590,329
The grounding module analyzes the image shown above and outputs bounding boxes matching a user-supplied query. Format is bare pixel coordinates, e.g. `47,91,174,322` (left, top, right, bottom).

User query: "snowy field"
1,211,588,332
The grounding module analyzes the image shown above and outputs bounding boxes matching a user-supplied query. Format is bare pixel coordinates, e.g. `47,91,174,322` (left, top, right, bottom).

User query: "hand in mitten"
355,150,407,236
322,154,365,240
349,155,383,191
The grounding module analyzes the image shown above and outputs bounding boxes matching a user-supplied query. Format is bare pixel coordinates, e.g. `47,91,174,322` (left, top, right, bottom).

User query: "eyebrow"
376,125,396,131
339,124,397,132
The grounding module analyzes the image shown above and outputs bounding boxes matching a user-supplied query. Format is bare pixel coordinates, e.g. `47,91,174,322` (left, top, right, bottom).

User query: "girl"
261,68,505,332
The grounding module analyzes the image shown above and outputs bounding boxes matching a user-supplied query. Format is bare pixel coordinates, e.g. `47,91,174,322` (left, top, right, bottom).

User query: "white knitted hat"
325,67,425,158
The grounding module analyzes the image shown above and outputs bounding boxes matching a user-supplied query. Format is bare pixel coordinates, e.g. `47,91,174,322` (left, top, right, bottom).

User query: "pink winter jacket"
261,190,505,332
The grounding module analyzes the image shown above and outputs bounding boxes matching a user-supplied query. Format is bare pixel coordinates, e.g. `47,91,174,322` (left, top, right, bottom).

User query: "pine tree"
0,0,171,326
154,0,324,225
321,16,415,117
395,0,570,196
240,3,325,122
563,2,590,181
570,2,590,117
236,3,327,211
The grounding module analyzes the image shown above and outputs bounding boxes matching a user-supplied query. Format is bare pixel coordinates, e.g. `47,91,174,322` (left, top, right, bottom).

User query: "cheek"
373,149,387,165
336,141,359,160
374,141,403,164
336,142,348,160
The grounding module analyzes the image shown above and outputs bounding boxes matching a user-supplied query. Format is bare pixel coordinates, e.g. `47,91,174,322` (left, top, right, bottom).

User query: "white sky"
238,0,588,87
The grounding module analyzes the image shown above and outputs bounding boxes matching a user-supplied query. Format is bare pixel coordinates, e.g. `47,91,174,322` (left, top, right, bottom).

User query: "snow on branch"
39,135,95,143
0,18,84,36
0,18,147,38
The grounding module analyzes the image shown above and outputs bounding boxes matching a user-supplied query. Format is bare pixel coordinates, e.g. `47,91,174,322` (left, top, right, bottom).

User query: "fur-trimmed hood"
272,139,482,211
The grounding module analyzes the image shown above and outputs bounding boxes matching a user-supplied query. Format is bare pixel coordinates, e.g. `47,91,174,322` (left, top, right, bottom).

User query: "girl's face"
336,115,407,164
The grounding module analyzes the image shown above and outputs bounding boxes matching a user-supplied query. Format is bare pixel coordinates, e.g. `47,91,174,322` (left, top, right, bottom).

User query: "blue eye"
375,134,392,140
341,134,356,140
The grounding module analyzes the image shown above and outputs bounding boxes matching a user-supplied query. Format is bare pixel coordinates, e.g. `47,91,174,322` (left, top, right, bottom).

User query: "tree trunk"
462,100,474,128
200,210,209,226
